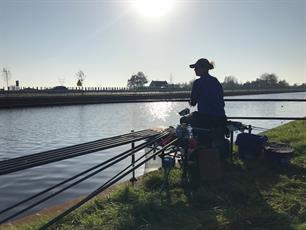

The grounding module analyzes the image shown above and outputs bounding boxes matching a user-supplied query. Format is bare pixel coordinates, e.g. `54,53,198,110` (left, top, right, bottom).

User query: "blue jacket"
190,75,226,117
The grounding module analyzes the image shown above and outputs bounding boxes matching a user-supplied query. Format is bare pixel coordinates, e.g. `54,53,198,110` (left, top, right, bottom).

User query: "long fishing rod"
0,135,150,170
0,130,160,175
224,99,306,102
91,134,176,192
0,129,155,166
251,126,269,131
39,138,178,230
0,132,169,224
0,133,166,216
163,98,306,102
227,117,306,120
0,129,157,167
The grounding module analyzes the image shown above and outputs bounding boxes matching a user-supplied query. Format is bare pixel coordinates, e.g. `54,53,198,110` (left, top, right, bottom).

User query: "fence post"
130,130,137,185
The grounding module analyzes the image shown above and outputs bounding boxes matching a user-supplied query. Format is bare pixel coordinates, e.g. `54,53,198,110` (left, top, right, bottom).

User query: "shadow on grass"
51,158,305,230
189,160,295,230
123,162,298,229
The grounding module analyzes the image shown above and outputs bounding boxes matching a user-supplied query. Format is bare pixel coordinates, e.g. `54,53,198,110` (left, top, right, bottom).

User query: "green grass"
4,121,306,230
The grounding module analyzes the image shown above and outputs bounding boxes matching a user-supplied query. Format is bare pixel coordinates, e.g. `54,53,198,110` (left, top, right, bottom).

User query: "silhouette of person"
188,58,227,146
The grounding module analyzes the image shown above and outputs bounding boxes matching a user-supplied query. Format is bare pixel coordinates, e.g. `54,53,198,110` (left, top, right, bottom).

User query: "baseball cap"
189,58,214,70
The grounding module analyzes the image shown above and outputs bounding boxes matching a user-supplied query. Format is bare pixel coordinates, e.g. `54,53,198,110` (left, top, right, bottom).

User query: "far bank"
0,88,305,109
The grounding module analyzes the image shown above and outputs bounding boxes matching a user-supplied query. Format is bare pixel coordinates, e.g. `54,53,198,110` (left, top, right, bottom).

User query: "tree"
258,73,278,88
127,72,148,88
76,70,86,87
222,76,239,89
2,68,12,90
278,80,289,88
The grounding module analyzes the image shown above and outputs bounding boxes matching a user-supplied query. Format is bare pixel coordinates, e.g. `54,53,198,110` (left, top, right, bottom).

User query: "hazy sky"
0,0,305,87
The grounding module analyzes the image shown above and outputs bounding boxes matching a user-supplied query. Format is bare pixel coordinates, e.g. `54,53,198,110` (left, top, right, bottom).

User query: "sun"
132,0,176,18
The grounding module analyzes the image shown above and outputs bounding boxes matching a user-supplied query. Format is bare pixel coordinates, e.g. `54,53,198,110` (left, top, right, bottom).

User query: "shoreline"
1,89,305,109
0,179,138,229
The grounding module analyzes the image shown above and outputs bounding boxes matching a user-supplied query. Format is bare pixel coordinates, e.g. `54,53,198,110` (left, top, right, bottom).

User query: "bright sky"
0,0,305,87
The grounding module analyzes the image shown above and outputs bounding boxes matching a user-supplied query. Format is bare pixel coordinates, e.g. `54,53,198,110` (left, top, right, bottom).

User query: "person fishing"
187,58,227,146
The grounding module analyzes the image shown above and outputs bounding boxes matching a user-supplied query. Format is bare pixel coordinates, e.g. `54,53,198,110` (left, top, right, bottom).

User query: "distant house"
149,81,168,88
49,86,69,92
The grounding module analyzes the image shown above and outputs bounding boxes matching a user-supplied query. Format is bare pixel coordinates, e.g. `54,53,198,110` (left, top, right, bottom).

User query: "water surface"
0,92,305,218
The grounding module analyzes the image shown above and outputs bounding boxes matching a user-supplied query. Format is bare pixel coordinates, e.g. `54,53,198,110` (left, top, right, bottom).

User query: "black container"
264,143,294,166
235,133,268,160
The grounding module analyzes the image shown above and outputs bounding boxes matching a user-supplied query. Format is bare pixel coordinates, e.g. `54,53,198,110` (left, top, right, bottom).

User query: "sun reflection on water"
144,102,176,122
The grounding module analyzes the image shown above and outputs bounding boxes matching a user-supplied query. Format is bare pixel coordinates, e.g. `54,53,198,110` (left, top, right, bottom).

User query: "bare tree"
76,70,86,87
2,68,12,90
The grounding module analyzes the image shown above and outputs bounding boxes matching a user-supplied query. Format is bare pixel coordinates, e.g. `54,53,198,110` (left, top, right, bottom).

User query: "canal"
0,92,305,218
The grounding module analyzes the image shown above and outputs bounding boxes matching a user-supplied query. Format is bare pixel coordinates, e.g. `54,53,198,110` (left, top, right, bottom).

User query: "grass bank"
3,120,306,230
